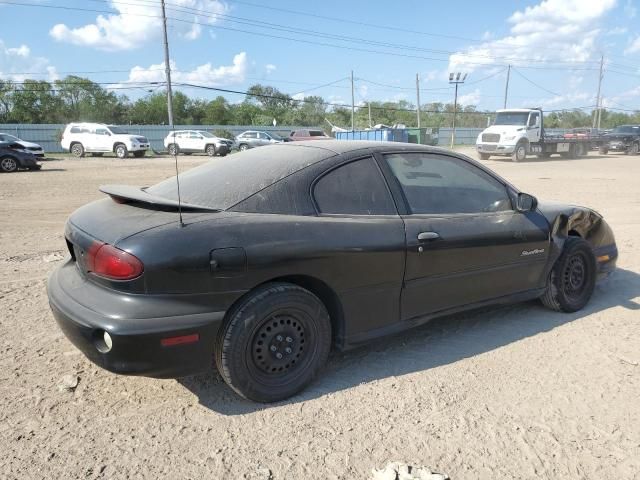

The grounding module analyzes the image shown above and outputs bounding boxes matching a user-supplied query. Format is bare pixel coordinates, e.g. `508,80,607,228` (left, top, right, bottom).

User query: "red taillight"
87,242,143,280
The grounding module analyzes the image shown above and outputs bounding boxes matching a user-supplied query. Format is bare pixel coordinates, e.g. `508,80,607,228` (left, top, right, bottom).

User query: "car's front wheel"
215,283,331,403
540,237,596,312
206,144,216,156
239,143,249,151
0,156,18,173
114,144,128,159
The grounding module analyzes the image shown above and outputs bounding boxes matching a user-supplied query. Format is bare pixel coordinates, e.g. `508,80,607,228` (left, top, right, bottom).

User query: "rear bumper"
47,262,226,378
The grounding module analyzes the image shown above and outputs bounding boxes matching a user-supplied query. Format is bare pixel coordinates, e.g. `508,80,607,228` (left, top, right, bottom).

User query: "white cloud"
518,91,590,108
449,0,616,73
265,64,277,74
607,26,627,36
458,89,481,106
50,0,228,51
115,52,248,89
0,39,58,82
625,36,640,55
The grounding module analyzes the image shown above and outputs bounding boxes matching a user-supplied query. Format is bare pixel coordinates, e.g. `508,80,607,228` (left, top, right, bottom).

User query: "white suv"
61,123,150,158
163,130,233,157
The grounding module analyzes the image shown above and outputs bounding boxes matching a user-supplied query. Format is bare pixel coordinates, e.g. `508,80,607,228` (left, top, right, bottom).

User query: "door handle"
417,231,440,241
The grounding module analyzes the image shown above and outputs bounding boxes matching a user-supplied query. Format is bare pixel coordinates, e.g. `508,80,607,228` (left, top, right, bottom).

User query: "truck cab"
476,109,542,161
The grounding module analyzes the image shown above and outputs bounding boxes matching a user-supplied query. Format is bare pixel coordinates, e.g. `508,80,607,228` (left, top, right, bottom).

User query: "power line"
510,67,561,97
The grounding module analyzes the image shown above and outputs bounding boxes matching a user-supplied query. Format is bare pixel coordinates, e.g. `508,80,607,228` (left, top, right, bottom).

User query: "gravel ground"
1,147,638,479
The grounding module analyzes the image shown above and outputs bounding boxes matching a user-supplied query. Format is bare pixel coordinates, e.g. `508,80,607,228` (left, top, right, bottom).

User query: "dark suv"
601,125,640,155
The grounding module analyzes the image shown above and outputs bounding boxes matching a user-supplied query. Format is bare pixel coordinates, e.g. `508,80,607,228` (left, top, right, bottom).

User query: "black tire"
70,143,84,158
168,144,179,156
540,237,597,313
239,143,249,151
0,156,18,173
479,153,490,160
599,146,609,155
215,282,331,403
114,144,128,159
133,151,145,158
511,142,527,162
627,142,639,155
205,144,216,157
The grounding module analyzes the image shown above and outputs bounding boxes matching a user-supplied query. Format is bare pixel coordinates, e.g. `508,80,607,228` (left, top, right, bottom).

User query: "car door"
257,132,271,146
311,155,406,339
378,151,550,321
527,111,541,143
94,127,112,152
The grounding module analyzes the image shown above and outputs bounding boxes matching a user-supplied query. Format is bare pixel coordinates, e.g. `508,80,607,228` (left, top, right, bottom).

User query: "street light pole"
449,72,467,149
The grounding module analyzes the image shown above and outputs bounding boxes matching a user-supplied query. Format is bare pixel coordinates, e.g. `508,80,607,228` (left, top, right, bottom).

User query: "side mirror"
517,192,538,212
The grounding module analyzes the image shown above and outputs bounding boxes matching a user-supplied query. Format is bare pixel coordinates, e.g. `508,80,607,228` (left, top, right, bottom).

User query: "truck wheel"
478,153,491,160
206,144,216,157
511,142,527,162
215,282,331,403
70,142,84,158
114,144,128,159
576,143,588,157
627,142,639,155
540,237,596,313
598,146,609,155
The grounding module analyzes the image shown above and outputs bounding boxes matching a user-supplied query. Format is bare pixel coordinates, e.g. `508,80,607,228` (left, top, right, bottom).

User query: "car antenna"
160,0,183,227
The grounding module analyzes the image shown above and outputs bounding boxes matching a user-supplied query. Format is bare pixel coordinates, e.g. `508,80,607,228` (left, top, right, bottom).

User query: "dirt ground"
1,147,639,479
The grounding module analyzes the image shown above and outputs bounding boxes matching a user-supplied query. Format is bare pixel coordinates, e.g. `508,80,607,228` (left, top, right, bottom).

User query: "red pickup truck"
289,129,331,141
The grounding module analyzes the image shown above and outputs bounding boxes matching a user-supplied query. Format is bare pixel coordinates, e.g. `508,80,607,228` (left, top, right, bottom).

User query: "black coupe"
47,141,617,402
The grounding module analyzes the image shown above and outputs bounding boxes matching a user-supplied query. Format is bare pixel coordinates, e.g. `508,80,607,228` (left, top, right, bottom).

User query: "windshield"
494,112,529,126
108,125,128,134
0,134,19,142
198,131,216,138
270,133,284,141
147,144,334,209
612,126,640,134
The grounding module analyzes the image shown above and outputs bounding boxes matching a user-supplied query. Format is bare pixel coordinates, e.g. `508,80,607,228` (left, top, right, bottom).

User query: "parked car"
0,141,41,172
0,133,45,157
600,125,640,154
164,130,233,157
289,129,331,141
61,123,149,159
563,128,606,150
47,141,617,402
235,130,284,151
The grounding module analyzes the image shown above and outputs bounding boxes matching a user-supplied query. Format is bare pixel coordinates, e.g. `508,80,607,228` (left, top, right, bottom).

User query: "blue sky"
1,0,640,113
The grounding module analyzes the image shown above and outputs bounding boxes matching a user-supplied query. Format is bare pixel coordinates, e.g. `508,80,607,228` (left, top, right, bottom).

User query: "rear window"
309,130,325,137
147,144,334,209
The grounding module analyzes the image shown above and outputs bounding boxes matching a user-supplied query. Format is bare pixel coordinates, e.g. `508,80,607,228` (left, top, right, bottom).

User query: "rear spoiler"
99,185,220,212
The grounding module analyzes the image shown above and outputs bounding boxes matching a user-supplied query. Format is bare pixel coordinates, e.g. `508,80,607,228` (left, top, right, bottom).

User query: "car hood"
16,140,42,149
479,125,526,137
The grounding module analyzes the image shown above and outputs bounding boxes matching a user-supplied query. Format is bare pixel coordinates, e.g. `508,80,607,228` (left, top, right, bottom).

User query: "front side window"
96,128,109,136
314,157,396,215
385,153,512,215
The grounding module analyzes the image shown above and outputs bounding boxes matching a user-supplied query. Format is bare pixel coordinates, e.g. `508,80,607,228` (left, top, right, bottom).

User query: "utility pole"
503,64,511,109
368,102,372,128
449,72,467,149
593,55,604,129
160,0,174,128
416,73,421,129
597,96,603,129
351,70,355,131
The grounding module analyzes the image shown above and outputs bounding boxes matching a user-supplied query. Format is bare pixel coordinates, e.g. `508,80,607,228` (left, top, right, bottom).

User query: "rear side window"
385,153,512,215
314,157,396,215
70,126,82,134
309,130,325,137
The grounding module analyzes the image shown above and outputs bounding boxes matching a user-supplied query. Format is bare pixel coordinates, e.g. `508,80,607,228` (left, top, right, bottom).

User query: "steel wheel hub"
2,158,15,169
251,315,306,374
564,255,586,292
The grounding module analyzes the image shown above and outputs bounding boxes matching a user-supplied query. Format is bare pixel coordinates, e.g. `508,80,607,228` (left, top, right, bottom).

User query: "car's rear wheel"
114,144,128,159
540,237,596,312
70,143,84,158
215,283,331,403
0,156,18,173
598,146,609,155
206,144,216,157
239,143,249,151
168,144,179,156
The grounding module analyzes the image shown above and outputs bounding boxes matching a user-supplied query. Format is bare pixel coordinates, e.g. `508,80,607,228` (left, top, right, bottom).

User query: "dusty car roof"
279,139,445,155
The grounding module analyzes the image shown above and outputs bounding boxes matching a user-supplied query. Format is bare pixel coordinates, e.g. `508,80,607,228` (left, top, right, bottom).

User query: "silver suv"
235,131,284,151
